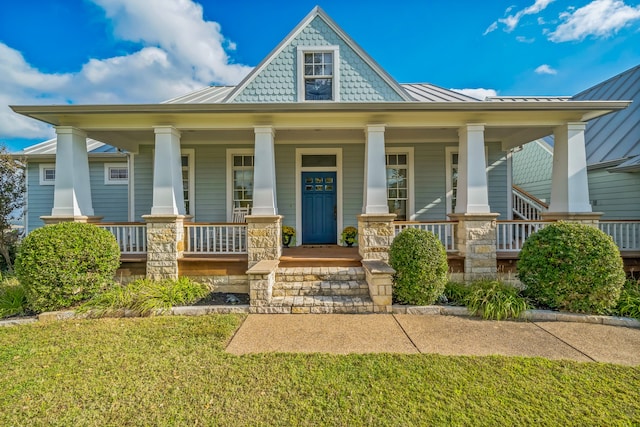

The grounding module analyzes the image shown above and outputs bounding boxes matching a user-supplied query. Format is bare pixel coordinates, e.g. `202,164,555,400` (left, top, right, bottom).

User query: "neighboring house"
12,6,631,304
514,65,640,220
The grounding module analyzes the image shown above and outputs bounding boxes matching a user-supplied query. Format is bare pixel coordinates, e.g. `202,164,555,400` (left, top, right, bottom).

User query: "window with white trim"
450,152,459,214
232,154,254,209
39,164,55,185
297,46,339,102
104,163,128,185
386,153,408,220
182,154,192,215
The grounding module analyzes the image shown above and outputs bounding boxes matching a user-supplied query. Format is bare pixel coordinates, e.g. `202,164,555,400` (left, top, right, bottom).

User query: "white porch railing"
496,221,550,252
98,223,147,254
394,221,457,252
512,185,548,220
599,221,640,251
184,223,248,254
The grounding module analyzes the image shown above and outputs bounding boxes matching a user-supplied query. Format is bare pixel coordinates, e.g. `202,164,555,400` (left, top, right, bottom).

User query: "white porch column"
151,126,184,215
252,126,278,215
50,126,95,217
363,125,389,214
456,124,490,214
547,122,592,214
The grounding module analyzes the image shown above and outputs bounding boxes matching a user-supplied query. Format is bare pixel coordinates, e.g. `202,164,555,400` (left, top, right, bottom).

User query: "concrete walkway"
226,314,640,366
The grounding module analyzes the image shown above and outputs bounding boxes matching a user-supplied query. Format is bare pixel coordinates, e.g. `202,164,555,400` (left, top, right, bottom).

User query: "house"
513,65,640,220
12,7,632,312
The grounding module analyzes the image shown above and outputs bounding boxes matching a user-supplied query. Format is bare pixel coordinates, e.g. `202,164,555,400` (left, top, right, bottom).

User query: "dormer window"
297,46,340,102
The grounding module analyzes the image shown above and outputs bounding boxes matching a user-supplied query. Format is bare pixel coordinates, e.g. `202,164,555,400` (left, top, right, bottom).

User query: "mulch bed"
194,292,250,306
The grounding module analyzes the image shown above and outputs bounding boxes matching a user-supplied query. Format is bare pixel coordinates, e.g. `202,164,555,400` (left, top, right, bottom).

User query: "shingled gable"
224,6,412,103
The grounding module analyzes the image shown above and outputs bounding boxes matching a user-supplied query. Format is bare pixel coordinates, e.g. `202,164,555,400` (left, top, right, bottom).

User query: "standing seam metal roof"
572,64,640,166
162,83,482,104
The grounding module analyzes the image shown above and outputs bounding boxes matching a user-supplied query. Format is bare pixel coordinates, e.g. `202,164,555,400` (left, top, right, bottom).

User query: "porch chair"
232,206,251,223
227,206,250,252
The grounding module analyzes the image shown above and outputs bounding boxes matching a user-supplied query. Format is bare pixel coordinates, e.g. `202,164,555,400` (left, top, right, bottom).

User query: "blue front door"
302,172,337,244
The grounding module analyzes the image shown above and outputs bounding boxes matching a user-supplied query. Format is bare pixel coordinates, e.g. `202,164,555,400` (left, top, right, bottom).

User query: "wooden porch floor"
280,245,362,267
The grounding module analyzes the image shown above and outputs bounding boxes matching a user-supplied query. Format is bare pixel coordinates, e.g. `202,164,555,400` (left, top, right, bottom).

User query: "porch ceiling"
11,101,629,152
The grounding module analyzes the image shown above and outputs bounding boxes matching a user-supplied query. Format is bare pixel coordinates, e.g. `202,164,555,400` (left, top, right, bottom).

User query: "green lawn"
1,315,639,426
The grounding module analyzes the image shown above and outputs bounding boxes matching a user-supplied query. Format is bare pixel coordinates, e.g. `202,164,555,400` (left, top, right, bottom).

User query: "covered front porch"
13,98,634,311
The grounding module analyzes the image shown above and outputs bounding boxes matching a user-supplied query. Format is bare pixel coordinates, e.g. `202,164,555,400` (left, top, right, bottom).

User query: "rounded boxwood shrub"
389,228,448,305
517,221,625,314
15,222,121,312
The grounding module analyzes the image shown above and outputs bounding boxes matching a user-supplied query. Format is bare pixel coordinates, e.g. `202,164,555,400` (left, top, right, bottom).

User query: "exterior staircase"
270,266,374,313
512,185,548,220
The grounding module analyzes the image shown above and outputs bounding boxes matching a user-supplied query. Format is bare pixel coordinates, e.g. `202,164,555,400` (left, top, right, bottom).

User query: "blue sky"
1,0,639,151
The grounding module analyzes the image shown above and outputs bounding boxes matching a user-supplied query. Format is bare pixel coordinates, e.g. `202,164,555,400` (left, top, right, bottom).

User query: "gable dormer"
226,7,411,103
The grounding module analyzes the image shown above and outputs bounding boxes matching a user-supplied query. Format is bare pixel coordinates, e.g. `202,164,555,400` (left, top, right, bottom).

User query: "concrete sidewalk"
226,314,640,366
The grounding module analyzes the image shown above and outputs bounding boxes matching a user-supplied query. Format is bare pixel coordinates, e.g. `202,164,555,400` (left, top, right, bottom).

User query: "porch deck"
280,245,362,267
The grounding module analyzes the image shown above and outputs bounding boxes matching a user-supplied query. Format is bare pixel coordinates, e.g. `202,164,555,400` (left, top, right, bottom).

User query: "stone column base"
41,215,104,225
362,260,395,313
142,214,186,280
448,213,499,282
246,215,282,269
357,213,396,261
247,260,278,313
541,212,603,226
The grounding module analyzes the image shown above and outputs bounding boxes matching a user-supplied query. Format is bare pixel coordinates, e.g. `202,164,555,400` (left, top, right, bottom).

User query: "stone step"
273,280,369,297
276,266,365,283
263,295,374,314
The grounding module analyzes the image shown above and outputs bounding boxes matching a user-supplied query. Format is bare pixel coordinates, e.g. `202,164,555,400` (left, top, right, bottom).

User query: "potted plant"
282,225,296,248
340,226,358,247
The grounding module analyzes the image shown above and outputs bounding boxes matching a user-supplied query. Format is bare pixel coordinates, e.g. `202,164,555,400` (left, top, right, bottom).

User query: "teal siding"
26,162,54,233
233,16,404,103
588,169,640,219
512,140,553,203
89,161,128,222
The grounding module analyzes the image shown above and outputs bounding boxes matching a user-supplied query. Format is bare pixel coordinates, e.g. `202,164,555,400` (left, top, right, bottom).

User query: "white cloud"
516,35,536,43
483,21,499,35
548,0,640,42
535,64,558,74
1,0,252,141
451,88,498,100
92,0,251,85
489,0,555,33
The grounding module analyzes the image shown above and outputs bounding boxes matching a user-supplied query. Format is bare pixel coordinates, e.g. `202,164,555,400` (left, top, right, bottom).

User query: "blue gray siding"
133,147,153,221
26,160,128,233
588,169,640,219
26,162,54,233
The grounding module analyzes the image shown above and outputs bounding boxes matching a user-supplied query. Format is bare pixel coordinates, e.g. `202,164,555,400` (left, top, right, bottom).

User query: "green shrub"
615,279,640,319
80,277,209,317
15,222,121,313
0,277,28,318
465,280,529,320
133,277,209,315
389,228,448,305
443,281,470,305
517,222,625,314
